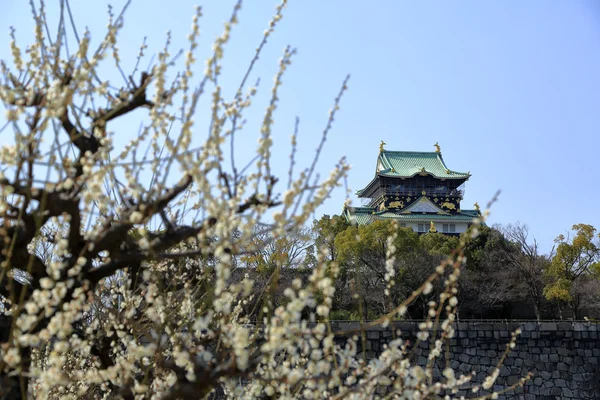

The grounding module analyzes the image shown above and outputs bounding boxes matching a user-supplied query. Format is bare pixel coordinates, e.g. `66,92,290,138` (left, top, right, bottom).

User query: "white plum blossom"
0,1,525,399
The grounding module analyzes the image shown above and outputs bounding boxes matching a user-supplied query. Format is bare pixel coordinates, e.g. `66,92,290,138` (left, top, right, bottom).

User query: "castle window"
442,224,456,233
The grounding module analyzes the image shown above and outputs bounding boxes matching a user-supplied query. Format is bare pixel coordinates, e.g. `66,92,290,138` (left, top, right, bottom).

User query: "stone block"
459,354,470,363
514,358,523,367
459,363,471,372
557,347,569,356
367,331,379,339
540,371,552,380
557,362,568,371
535,362,546,371
572,322,586,331
552,370,560,379
568,365,578,374
539,322,557,331
522,322,537,331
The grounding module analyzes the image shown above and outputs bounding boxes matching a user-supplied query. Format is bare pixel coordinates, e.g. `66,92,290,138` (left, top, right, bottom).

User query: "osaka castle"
342,142,481,235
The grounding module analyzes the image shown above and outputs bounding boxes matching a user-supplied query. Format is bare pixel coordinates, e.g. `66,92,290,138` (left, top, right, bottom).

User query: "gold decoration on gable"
441,202,456,211
389,200,404,209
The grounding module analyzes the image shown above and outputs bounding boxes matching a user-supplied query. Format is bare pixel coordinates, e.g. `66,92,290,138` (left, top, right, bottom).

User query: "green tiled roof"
344,206,479,226
378,151,469,179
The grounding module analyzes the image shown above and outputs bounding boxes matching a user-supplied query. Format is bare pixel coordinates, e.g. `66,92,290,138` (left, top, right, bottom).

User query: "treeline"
236,217,600,321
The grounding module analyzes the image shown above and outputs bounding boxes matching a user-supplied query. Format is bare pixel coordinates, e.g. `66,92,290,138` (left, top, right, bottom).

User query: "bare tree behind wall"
0,1,526,399
500,223,550,322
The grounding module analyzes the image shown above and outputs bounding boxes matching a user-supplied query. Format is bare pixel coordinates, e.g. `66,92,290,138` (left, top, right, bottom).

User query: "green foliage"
419,232,459,256
335,220,419,264
309,216,600,321
312,214,348,251
544,224,600,304
462,225,493,270
308,214,349,268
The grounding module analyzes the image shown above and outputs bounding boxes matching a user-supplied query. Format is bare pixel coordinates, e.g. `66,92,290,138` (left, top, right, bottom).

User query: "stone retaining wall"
331,321,600,399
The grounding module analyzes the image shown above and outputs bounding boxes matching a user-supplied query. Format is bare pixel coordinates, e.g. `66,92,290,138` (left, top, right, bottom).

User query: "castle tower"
343,142,480,235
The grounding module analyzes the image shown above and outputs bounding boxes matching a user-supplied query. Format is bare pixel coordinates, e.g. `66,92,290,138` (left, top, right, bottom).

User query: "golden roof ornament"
429,221,437,233
379,140,386,153
473,202,480,211
434,142,441,153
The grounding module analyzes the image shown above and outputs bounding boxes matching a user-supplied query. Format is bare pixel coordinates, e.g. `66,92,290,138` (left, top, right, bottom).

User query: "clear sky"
2,1,600,254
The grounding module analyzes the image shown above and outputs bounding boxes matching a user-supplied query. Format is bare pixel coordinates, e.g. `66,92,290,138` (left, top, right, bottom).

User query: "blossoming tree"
0,1,523,398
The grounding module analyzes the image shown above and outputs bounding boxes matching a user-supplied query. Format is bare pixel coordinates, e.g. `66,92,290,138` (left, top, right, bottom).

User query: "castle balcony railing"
377,187,464,199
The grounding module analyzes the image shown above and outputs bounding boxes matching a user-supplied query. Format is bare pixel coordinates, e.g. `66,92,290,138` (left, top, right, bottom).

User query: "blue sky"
2,1,600,253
